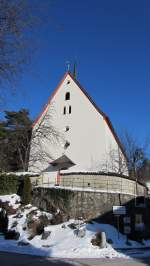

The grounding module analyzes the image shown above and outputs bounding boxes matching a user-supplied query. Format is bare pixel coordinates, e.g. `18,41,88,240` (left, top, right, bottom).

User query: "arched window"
65,92,70,100
69,106,71,114
63,106,66,115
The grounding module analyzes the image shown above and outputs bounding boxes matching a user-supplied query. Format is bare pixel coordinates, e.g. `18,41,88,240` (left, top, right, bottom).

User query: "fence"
60,173,146,196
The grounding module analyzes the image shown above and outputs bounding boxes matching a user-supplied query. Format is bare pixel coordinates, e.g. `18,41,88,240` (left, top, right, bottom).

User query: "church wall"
29,73,127,175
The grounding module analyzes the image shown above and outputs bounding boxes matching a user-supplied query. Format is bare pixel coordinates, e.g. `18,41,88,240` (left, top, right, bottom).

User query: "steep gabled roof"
32,72,127,160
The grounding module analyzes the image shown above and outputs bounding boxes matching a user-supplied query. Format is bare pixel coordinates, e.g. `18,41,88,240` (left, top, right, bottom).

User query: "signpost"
124,225,131,235
113,206,126,239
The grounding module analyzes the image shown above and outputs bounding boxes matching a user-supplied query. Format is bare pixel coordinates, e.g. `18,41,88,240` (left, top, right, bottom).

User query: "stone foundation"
32,187,136,220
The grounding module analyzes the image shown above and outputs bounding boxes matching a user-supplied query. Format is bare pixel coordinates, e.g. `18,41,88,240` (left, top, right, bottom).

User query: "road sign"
113,206,126,215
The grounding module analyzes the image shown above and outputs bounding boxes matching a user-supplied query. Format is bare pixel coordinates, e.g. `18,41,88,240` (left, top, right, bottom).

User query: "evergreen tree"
22,176,32,205
0,109,32,172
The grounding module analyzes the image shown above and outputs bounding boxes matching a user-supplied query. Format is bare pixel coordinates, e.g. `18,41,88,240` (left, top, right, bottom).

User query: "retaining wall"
33,186,138,220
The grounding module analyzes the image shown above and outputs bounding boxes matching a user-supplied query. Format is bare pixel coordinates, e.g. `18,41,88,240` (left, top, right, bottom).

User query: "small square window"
64,141,70,149
65,126,69,132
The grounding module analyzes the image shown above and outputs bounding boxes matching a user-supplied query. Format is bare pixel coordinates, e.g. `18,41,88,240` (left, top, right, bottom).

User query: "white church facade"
28,72,128,185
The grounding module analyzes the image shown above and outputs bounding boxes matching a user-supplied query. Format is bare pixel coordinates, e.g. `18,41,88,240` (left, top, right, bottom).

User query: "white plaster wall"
29,73,127,174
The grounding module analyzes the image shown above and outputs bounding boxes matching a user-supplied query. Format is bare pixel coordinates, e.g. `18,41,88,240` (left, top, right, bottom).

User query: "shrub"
22,176,32,205
0,209,8,233
0,174,19,195
5,230,20,240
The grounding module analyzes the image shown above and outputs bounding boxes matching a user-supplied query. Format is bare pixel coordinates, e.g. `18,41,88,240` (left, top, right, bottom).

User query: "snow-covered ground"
0,194,21,209
0,194,150,259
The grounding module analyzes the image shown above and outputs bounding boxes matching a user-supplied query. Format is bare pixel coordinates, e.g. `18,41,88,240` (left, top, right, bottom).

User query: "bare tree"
100,147,128,176
0,1,33,86
28,107,64,173
120,131,147,179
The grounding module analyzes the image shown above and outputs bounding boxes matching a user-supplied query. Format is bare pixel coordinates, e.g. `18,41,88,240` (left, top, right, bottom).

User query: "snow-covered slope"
0,194,150,259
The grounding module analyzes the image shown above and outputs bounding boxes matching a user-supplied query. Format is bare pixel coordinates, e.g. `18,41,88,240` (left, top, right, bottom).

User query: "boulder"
27,219,44,237
91,231,107,248
27,214,52,238
0,201,18,215
74,227,86,238
50,212,64,225
61,224,66,229
41,231,51,240
67,223,78,230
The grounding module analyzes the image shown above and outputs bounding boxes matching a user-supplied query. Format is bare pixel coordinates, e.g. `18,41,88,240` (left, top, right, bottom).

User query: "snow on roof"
60,163,103,174
6,172,40,176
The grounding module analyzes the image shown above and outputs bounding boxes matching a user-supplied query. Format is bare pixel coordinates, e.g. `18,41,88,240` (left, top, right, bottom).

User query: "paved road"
76,257,150,266
0,252,150,266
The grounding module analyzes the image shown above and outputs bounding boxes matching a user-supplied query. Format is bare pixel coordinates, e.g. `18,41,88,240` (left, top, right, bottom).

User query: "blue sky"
2,0,150,145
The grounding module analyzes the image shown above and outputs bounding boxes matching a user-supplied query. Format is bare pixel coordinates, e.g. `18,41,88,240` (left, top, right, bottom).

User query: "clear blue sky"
2,0,150,145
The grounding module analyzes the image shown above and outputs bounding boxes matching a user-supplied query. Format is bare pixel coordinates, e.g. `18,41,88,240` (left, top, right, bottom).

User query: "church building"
28,71,128,184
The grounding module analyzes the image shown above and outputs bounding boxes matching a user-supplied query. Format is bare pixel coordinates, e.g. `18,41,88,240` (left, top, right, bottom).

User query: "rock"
91,231,107,248
23,204,32,210
11,220,18,229
107,238,113,244
61,224,66,229
27,219,44,237
74,227,86,238
41,231,51,240
27,213,52,238
0,201,18,215
67,223,78,230
28,235,35,240
42,245,51,248
26,210,38,219
14,213,23,219
5,230,20,240
50,212,64,225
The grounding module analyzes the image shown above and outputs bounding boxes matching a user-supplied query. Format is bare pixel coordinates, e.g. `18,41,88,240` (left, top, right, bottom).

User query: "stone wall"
32,186,136,220
60,173,146,196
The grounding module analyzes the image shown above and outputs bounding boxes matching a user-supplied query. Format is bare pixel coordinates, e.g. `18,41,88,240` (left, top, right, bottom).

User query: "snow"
146,182,150,192
6,172,39,176
0,194,150,259
0,194,21,209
